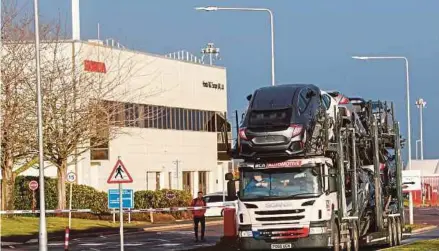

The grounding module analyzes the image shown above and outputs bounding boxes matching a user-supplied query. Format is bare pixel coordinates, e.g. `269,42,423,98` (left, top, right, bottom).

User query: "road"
3,207,439,251
2,224,224,251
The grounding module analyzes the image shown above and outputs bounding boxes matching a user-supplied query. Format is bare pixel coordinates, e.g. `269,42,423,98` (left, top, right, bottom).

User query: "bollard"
223,208,236,237
150,209,154,223
64,227,70,250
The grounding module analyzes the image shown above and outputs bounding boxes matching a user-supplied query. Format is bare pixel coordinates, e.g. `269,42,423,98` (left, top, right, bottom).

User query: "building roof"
406,160,439,176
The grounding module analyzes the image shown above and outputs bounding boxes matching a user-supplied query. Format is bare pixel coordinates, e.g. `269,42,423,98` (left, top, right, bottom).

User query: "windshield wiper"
280,193,321,199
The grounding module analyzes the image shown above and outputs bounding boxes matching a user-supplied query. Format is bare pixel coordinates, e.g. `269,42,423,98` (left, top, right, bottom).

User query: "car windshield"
248,108,291,127
240,167,322,201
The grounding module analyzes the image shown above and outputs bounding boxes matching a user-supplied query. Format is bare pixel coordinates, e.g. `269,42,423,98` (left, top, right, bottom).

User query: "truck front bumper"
239,233,331,250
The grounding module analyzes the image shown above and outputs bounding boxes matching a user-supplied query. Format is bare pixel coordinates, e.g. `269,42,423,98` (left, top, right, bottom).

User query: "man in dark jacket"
191,191,207,242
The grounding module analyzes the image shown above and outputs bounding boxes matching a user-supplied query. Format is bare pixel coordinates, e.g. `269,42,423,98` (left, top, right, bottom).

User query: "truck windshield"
240,167,322,201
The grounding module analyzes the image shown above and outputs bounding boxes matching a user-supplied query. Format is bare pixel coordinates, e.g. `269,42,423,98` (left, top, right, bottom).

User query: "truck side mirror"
328,168,337,193
225,172,234,181
227,180,237,200
246,94,252,101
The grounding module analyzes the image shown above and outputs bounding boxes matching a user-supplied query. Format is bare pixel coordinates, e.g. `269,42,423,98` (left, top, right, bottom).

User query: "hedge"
13,176,193,220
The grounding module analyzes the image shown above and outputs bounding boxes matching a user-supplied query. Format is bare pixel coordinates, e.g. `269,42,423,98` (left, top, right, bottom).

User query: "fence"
412,176,439,207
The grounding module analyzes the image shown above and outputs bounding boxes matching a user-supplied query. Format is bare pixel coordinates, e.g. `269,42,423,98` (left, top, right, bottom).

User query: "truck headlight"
239,231,253,237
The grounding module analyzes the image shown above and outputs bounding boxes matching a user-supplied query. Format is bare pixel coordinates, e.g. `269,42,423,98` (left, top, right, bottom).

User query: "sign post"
66,172,77,229
29,180,39,212
107,157,133,251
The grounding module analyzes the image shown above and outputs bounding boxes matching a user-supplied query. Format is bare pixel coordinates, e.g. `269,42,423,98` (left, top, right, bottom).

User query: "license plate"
271,243,292,249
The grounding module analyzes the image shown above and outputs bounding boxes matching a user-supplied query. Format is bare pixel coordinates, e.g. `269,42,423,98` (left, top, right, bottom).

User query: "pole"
222,164,225,202
415,140,419,160
68,182,73,229
119,183,124,251
268,9,275,86
419,104,424,160
404,58,414,225
33,0,48,249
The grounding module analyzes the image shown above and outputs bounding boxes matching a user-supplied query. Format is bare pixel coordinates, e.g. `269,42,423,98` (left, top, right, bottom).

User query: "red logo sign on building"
84,60,107,73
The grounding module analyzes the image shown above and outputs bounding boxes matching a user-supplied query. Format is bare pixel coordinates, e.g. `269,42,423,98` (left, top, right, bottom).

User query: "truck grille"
256,215,304,222
255,209,304,215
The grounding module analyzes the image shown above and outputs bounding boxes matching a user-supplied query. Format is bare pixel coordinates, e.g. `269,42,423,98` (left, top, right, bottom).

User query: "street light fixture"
195,6,276,86
352,55,413,225
415,98,426,160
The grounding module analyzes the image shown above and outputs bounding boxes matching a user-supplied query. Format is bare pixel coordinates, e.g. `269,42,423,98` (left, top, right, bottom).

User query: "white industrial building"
22,40,231,197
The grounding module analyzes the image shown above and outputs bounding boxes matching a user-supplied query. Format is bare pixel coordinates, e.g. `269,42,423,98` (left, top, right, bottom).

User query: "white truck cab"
227,157,340,250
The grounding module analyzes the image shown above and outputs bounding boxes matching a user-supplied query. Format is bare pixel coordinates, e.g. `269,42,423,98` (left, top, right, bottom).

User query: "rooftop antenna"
72,0,80,40
97,23,100,40
201,42,220,65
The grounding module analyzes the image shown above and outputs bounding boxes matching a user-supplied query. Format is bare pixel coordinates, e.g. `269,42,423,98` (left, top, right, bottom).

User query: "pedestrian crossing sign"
107,159,133,184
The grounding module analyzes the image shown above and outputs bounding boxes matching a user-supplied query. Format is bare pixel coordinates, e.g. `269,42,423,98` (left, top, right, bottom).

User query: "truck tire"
387,218,394,247
332,222,340,251
351,221,359,251
395,217,402,245
392,218,398,246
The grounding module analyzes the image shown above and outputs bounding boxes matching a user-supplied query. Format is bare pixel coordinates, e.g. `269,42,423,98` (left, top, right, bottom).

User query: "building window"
194,110,200,131
157,106,164,129
207,112,216,132
198,171,207,194
156,172,161,191
183,171,191,193
90,128,109,160
168,172,173,189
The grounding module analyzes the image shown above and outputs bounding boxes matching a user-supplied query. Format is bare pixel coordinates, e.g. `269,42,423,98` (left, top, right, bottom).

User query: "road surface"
1,224,223,251
3,207,439,251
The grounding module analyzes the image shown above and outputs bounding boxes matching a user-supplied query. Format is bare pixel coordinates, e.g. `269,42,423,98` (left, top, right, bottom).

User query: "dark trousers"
193,216,206,240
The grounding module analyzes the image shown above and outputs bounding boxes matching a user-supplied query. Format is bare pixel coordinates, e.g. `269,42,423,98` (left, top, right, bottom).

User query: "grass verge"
387,238,439,250
1,216,145,237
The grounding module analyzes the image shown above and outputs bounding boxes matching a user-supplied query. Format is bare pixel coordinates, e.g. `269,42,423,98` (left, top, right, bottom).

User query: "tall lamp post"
415,139,421,160
352,55,413,225
195,6,275,86
33,0,48,249
415,98,426,160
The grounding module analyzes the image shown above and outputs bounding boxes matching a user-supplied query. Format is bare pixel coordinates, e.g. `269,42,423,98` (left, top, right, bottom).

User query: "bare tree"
38,39,164,209
0,0,53,210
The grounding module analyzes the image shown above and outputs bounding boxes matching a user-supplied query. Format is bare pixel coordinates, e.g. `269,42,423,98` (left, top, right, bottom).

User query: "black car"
237,84,324,159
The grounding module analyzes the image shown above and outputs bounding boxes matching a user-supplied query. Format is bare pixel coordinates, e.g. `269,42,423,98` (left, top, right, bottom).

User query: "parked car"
326,90,367,137
238,84,325,159
321,90,338,141
203,192,236,217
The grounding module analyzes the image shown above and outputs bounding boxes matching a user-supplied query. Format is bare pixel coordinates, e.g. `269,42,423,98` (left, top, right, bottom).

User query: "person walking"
191,191,207,242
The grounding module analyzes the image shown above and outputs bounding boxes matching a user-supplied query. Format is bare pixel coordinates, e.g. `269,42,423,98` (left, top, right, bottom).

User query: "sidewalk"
1,217,224,247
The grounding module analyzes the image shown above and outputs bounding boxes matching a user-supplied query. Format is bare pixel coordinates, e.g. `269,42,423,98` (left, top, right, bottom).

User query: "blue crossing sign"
108,189,134,209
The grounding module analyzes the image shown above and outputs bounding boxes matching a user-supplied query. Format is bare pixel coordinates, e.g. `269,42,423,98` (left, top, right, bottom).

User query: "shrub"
14,176,193,221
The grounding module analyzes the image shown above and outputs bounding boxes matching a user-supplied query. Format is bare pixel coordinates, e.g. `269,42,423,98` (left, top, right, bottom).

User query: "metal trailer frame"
222,98,407,251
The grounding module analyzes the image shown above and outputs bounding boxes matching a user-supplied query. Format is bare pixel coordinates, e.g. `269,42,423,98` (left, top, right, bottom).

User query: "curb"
411,225,437,234
378,225,438,251
143,220,223,232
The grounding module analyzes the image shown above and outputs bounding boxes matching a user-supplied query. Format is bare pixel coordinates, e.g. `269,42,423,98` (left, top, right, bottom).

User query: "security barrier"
0,209,92,215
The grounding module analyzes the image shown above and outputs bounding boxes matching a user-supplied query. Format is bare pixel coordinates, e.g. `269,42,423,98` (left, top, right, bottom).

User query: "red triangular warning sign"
107,159,133,184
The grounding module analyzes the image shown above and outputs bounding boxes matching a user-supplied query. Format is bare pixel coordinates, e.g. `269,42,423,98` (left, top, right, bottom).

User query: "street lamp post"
195,6,275,86
415,98,426,160
33,0,48,250
352,55,413,225
415,139,421,160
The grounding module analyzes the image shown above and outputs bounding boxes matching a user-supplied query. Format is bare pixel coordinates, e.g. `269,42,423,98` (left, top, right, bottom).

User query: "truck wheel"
351,221,359,251
395,217,402,245
332,222,340,251
387,218,394,247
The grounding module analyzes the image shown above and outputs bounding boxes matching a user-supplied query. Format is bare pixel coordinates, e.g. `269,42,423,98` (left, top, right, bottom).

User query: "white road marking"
48,242,64,246
79,243,106,246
